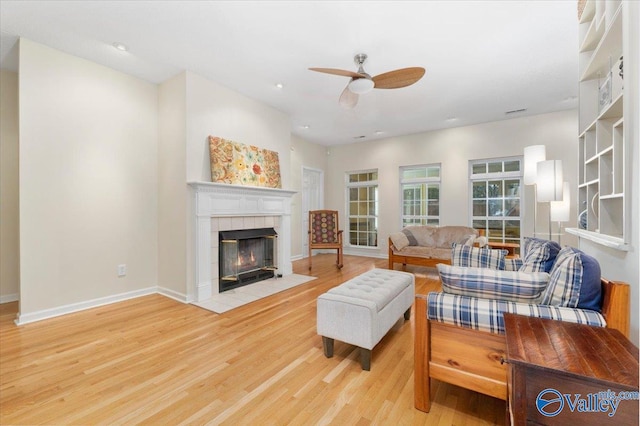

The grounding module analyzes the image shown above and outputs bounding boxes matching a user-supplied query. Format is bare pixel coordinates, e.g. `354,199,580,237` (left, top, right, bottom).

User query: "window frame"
399,163,441,229
468,156,523,248
345,169,379,248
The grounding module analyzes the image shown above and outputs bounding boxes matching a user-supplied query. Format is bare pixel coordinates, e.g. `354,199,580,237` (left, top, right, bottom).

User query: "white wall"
17,39,159,320
158,72,188,299
325,110,579,258
0,70,20,302
290,134,328,258
185,71,291,186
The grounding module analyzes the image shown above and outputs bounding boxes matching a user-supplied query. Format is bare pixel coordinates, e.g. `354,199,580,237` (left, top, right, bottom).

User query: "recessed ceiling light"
275,83,283,89
374,130,384,135
445,117,458,123
112,42,128,52
302,125,310,129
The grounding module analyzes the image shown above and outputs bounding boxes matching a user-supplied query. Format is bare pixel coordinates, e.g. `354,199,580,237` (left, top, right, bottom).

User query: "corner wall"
17,39,159,321
0,70,20,302
157,72,188,299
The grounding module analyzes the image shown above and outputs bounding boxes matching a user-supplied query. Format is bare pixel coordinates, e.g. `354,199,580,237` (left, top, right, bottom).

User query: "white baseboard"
0,293,19,304
157,287,188,303
342,248,388,259
14,287,158,325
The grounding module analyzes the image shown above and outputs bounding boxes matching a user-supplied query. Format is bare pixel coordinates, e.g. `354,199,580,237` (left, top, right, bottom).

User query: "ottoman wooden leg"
322,336,334,358
360,348,371,371
404,307,411,320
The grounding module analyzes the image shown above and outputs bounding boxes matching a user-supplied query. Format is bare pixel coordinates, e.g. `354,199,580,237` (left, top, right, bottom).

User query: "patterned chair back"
310,210,340,244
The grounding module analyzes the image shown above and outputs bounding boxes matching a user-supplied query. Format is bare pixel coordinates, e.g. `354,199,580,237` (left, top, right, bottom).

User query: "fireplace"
219,228,278,292
188,181,296,302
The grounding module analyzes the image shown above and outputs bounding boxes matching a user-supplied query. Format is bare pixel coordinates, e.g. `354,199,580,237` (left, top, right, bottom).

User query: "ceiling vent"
505,108,527,115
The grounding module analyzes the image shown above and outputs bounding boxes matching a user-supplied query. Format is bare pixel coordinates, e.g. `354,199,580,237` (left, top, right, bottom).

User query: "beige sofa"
388,225,479,270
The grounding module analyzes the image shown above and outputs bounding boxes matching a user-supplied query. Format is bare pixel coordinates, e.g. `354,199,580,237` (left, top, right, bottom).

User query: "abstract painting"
208,136,282,188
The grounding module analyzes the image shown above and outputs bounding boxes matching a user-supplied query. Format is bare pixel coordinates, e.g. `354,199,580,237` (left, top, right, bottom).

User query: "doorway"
302,167,324,258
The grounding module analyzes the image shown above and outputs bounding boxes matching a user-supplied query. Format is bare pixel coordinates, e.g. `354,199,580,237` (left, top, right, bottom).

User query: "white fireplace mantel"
188,181,297,302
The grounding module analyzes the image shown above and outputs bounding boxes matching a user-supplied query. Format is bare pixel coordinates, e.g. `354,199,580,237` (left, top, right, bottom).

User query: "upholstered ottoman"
317,268,415,370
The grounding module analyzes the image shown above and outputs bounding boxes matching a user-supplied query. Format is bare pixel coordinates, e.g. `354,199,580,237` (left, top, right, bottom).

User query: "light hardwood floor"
0,255,505,425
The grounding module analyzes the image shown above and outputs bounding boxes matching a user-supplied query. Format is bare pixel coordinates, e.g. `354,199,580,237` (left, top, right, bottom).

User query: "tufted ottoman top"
326,268,413,312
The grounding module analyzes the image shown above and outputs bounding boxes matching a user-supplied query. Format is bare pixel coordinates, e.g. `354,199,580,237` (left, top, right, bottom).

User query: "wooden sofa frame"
388,237,451,270
414,278,631,412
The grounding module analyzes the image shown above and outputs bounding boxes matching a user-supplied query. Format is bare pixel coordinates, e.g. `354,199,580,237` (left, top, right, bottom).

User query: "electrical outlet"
117,264,127,277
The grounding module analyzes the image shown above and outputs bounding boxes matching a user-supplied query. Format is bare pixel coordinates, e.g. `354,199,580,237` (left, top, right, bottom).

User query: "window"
400,164,440,228
470,158,522,248
346,170,378,247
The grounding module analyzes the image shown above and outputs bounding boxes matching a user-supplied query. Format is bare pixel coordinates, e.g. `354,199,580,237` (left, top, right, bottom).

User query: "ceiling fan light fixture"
348,78,374,94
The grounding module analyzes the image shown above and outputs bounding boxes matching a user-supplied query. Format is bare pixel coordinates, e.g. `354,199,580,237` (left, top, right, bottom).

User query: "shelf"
599,145,613,156
579,14,604,53
578,179,599,188
599,92,624,120
565,228,629,251
580,5,622,81
600,193,623,200
585,154,598,164
579,0,595,24
580,92,624,136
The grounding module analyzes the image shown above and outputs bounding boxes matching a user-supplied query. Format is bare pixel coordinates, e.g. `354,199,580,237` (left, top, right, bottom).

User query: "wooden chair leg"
414,296,431,412
308,247,312,270
337,247,343,269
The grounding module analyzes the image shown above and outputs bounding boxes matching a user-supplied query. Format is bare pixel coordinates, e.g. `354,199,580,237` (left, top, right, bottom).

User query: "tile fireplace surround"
188,182,296,302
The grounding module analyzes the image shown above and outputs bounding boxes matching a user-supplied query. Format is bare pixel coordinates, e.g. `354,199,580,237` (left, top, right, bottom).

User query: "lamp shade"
348,77,374,94
523,145,546,185
536,160,563,202
550,182,571,222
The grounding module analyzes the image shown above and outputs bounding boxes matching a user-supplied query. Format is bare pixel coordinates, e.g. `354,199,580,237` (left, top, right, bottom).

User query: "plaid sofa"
427,239,606,334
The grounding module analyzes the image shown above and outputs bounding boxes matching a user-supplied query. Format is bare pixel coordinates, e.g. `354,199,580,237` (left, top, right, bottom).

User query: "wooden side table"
487,241,520,258
504,314,639,425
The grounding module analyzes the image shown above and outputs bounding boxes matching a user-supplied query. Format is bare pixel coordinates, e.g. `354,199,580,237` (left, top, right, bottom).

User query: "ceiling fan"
309,53,425,108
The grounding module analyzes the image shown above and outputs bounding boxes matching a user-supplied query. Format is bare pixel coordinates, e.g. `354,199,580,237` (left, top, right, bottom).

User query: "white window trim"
345,169,379,248
468,156,523,243
399,164,441,228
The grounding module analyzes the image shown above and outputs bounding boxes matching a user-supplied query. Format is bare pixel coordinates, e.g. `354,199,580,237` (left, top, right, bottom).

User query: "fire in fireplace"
218,228,278,292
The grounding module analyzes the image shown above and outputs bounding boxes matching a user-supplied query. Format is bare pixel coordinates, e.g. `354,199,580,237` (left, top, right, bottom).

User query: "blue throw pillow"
575,249,602,311
519,237,561,273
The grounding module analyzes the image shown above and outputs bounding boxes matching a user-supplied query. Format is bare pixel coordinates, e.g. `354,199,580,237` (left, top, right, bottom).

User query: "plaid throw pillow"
503,258,524,271
451,243,507,270
519,237,561,273
540,246,583,307
438,264,549,303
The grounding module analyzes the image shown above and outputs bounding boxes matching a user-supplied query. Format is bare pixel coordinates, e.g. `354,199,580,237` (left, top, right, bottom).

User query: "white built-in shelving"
567,0,629,251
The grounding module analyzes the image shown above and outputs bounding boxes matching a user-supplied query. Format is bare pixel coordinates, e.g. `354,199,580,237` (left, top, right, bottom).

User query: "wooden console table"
504,313,639,425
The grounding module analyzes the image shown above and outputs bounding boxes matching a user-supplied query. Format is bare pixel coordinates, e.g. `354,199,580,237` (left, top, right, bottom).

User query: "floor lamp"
550,182,570,245
537,160,564,240
523,145,546,237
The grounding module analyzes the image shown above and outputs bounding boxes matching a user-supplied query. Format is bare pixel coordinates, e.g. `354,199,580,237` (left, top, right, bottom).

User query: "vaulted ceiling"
0,1,579,145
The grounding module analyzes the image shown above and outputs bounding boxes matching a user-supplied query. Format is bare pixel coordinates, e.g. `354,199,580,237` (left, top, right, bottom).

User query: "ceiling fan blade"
372,67,426,89
309,67,366,78
339,84,358,108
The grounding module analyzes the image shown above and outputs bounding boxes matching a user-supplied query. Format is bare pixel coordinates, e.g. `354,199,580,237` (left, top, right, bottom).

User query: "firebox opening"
218,227,278,292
